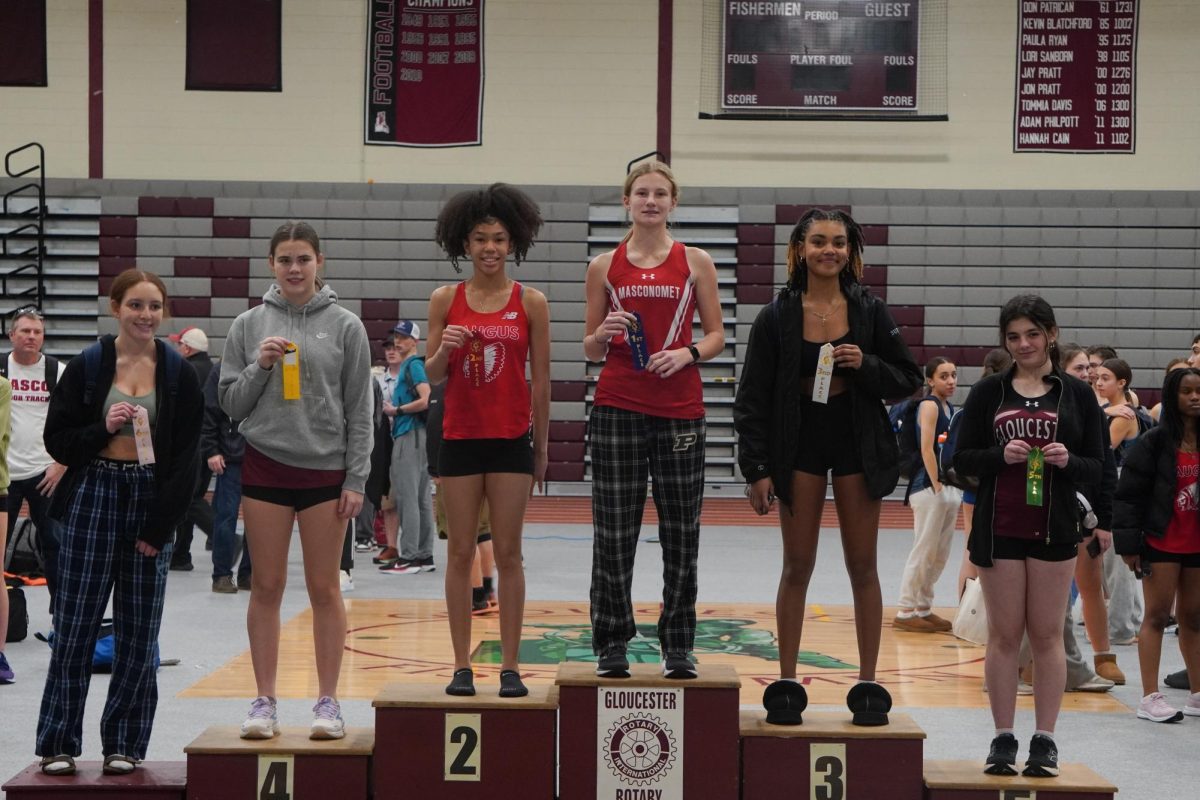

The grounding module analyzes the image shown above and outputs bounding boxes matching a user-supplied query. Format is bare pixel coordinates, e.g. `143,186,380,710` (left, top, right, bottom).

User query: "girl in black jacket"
1112,366,1200,722
734,209,921,724
36,270,203,776
952,295,1104,779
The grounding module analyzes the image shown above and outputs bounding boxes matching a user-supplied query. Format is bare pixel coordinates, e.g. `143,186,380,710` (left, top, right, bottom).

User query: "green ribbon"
1026,447,1045,507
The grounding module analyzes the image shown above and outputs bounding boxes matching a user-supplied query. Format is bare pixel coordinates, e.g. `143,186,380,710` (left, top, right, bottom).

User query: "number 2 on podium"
258,754,294,800
445,713,482,781
810,743,846,800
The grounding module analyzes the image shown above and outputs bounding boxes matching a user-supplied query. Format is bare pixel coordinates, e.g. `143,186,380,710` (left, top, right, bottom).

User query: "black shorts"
792,393,863,478
439,433,534,477
982,534,1078,564
242,483,343,511
1143,543,1200,569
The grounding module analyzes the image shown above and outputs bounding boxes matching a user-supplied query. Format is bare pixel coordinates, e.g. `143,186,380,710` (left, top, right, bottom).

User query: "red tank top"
443,281,531,440
592,241,704,419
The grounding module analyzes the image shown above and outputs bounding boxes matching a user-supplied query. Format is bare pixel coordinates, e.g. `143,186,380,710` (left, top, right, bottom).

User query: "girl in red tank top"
425,184,549,699
582,161,725,679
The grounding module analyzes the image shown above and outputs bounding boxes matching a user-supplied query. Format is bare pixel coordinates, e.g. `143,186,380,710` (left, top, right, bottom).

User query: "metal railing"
1,142,47,314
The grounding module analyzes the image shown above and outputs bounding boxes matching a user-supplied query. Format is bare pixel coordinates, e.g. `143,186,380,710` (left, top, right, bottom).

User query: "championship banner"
597,686,684,799
365,0,484,147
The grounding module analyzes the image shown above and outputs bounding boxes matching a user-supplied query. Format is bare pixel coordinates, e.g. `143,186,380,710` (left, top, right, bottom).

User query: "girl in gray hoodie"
219,222,372,741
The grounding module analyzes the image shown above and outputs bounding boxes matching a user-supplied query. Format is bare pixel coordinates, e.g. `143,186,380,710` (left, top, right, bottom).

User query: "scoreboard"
721,1,921,112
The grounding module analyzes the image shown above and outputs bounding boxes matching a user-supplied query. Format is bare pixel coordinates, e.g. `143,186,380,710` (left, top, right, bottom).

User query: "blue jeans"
210,463,249,582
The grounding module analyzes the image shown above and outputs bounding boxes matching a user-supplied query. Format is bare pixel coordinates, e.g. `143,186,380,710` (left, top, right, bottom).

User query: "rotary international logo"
603,713,677,786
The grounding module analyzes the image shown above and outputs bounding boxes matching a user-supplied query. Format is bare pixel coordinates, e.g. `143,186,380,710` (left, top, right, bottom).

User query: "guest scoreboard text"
1014,0,1138,153
721,1,920,112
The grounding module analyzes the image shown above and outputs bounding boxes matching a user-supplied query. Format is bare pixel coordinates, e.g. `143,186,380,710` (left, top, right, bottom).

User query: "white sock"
995,728,1014,737
1035,730,1054,741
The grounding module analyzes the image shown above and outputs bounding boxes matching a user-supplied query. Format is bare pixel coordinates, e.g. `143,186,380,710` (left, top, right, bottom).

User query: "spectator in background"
2,307,67,616
0,377,13,683
372,336,403,567
1189,334,1200,370
200,367,250,594
169,326,215,571
1149,358,1190,422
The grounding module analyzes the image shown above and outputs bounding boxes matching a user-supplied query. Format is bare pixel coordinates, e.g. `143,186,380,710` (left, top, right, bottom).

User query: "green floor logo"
471,618,855,670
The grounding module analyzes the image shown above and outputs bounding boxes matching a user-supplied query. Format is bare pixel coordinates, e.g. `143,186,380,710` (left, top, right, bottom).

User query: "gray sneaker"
212,576,238,594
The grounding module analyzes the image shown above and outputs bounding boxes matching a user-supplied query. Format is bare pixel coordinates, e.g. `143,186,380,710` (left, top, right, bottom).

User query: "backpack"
4,578,28,642
1133,405,1156,436
0,351,60,394
36,618,160,672
893,398,924,480
3,517,44,578
937,407,979,491
401,356,429,426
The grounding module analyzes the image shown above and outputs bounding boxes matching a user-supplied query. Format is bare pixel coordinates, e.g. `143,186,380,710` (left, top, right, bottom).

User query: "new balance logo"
673,433,698,452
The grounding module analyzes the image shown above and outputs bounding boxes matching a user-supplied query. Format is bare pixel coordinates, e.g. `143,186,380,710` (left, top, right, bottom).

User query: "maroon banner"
721,1,921,112
365,0,484,147
1014,0,1138,153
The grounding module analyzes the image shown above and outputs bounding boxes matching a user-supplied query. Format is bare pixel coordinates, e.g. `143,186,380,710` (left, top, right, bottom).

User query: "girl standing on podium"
220,223,373,740
953,295,1105,778
37,270,204,775
583,161,724,680
734,208,921,725
426,184,550,698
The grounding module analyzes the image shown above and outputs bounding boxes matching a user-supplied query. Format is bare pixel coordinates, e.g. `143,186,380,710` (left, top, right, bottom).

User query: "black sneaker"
445,668,475,697
983,733,1019,776
763,680,807,725
1022,733,1059,778
1164,669,1190,690
846,681,892,726
499,669,528,698
662,652,697,679
417,557,436,573
596,653,631,678
169,560,194,572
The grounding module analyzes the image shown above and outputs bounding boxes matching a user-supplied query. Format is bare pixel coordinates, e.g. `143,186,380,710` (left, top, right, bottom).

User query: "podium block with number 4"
740,711,926,800
184,727,373,800
923,760,1117,800
372,683,558,800
2,762,187,800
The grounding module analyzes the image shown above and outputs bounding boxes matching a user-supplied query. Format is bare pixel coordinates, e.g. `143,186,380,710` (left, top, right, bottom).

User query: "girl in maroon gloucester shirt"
425,184,550,699
952,295,1104,779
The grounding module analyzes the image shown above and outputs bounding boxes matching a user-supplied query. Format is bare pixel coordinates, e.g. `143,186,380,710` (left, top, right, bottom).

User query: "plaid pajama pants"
588,405,706,657
36,459,172,760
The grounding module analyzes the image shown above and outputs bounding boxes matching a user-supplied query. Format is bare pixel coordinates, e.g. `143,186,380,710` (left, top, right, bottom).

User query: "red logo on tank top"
466,324,521,341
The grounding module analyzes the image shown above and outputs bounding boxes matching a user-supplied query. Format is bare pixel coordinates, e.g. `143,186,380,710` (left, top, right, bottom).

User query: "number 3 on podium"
810,743,846,800
445,713,482,782
258,754,294,800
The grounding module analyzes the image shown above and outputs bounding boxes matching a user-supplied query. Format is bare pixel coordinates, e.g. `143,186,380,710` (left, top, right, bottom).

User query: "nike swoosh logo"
316,332,329,339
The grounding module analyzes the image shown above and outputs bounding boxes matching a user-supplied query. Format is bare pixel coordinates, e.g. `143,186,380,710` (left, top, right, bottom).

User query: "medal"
812,342,835,404
281,342,301,400
1026,447,1045,507
627,311,651,371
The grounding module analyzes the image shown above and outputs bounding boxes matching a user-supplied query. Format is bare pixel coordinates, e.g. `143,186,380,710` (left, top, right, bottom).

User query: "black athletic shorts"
439,433,534,477
793,392,863,477
982,534,1078,564
242,483,343,511
1143,543,1200,569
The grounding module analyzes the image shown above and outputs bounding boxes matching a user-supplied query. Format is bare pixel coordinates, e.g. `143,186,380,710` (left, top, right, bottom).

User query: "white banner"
596,686,684,800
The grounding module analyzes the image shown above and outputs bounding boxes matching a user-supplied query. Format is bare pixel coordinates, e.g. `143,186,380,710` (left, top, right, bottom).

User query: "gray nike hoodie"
219,284,373,493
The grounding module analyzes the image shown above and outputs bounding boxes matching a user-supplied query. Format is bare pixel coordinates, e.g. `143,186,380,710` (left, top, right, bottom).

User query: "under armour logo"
641,273,657,280
673,433,698,452
1025,400,1039,408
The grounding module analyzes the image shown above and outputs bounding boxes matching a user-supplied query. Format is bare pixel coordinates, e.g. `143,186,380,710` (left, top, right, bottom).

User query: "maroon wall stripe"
88,0,102,178
656,0,672,163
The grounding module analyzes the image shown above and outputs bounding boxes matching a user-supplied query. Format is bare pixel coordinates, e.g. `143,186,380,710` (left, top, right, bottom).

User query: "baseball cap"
169,326,209,351
392,320,420,339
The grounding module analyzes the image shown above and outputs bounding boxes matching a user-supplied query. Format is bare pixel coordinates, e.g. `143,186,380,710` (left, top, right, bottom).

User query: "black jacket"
187,351,214,393
952,367,1105,567
1112,426,1189,555
44,336,205,550
199,365,245,463
734,283,923,505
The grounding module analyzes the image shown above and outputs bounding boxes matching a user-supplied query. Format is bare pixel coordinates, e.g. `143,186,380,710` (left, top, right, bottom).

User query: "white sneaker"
1137,692,1183,723
339,570,355,593
310,696,346,739
240,696,280,739
1184,692,1200,717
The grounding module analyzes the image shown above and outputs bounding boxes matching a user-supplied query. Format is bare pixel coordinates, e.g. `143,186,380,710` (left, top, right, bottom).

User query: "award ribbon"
627,311,651,371
1026,447,1045,507
467,337,485,387
132,406,156,465
812,342,835,404
282,343,301,400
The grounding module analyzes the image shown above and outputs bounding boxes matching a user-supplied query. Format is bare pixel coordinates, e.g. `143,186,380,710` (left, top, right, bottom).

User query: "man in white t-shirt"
3,307,66,612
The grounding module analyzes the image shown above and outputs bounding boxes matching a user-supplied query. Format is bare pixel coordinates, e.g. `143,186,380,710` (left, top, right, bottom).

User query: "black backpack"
0,351,60,393
4,578,28,642
937,407,979,491
893,398,926,480
3,517,44,578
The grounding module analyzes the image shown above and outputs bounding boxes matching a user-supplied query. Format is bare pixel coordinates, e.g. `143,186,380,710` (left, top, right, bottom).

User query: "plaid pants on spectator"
588,406,705,658
36,459,171,760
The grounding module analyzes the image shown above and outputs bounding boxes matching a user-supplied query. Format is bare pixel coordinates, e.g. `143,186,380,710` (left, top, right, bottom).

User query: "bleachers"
8,177,1194,487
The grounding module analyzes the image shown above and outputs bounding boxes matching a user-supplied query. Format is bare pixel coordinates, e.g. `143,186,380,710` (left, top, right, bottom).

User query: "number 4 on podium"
258,754,294,800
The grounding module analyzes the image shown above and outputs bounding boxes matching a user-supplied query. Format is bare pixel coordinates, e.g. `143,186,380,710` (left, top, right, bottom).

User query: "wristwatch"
687,345,700,364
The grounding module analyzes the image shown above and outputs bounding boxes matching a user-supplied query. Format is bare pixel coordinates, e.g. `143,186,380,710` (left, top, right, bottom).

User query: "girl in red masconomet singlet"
583,161,724,681
425,184,549,700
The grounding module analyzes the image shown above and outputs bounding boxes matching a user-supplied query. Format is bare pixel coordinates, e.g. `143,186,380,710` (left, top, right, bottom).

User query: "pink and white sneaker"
1183,692,1200,717
1137,692,1183,723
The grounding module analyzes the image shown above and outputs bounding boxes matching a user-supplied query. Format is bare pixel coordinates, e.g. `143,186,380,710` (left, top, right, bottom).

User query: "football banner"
596,686,684,799
365,0,484,147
